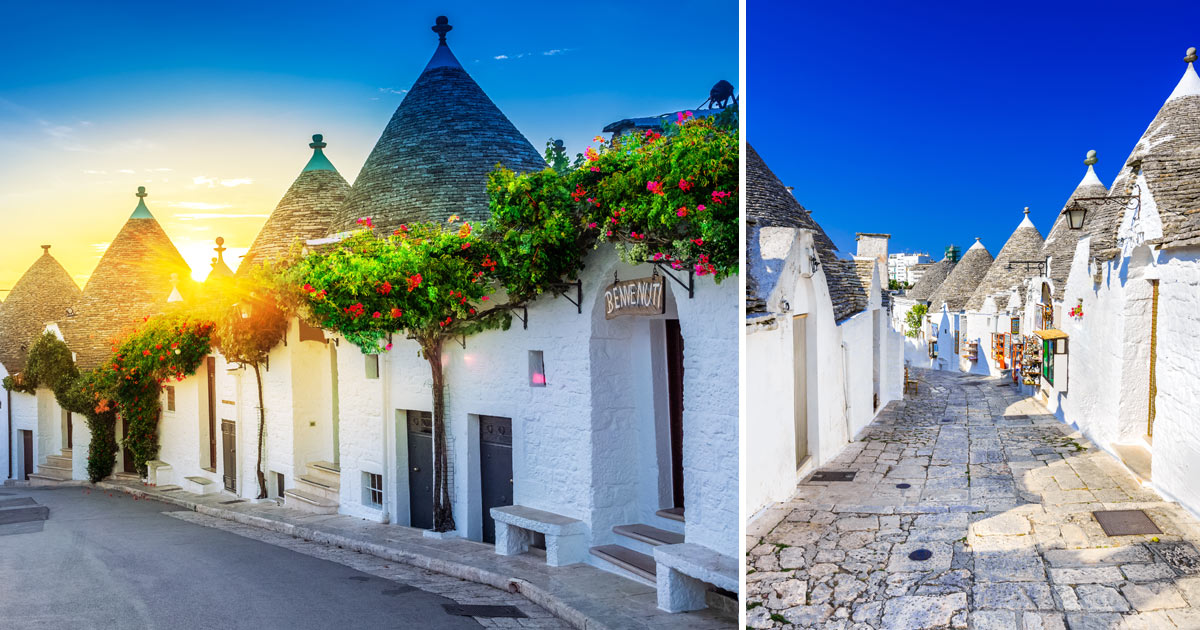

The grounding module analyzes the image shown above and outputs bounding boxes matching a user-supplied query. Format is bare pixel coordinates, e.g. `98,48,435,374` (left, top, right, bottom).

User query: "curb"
96,481,601,630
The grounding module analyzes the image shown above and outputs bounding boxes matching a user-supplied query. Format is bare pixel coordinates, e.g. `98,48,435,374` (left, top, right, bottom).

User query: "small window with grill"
363,472,383,508
365,354,379,379
166,386,176,412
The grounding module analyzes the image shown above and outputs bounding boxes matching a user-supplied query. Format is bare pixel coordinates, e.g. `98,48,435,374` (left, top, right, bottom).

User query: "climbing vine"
57,368,119,482
1,331,78,395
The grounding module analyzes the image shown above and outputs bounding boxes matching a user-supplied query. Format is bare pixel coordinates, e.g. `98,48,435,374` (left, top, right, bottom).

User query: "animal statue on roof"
700,79,738,110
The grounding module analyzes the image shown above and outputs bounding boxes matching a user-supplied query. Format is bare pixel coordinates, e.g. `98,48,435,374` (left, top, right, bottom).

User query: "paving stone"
1120,562,1178,581
969,610,1015,630
1043,546,1153,566
887,542,953,573
1048,566,1125,584
971,582,1056,610
880,593,966,630
779,547,808,569
973,512,1032,536
1019,611,1067,630
782,604,833,626
1073,584,1132,612
1121,582,1188,611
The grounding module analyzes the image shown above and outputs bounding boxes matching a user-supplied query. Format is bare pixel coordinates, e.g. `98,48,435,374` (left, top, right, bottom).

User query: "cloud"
145,167,172,173
494,55,509,60
82,169,107,175
91,242,109,253
167,201,233,211
191,175,252,188
378,87,408,95
118,169,135,174
543,49,565,56
173,212,268,220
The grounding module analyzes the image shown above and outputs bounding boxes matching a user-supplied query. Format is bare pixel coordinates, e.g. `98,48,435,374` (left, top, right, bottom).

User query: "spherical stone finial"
1024,206,1030,215
136,186,147,198
1186,47,1197,63
975,237,981,242
1085,150,1098,166
432,16,452,44
216,236,225,246
310,133,327,149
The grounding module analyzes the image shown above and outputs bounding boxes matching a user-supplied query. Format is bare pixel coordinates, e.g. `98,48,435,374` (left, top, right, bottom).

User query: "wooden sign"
604,276,665,319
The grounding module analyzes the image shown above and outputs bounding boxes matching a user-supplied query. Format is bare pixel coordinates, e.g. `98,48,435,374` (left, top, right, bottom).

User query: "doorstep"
96,478,730,629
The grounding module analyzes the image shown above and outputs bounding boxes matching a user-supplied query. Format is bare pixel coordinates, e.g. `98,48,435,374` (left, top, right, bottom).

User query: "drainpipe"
7,388,11,479
380,350,391,524
841,341,853,442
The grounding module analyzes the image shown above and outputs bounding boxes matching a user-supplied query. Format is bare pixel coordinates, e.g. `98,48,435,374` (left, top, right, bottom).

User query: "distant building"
887,252,930,285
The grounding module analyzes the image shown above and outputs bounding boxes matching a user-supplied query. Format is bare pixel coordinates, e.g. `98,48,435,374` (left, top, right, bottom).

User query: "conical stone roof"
1088,48,1200,256
966,209,1045,311
64,187,193,368
1043,151,1108,299
929,238,993,312
0,246,81,373
746,144,864,322
330,17,545,234
238,135,350,274
907,256,956,302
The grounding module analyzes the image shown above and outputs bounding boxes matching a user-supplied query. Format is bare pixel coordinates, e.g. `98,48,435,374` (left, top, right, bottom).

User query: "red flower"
678,179,692,191
302,283,315,293
481,296,489,301
587,222,597,229
646,181,664,195
711,190,730,204
676,207,688,217
373,311,382,319
461,242,471,250
143,349,151,356
692,238,704,246
407,274,422,292
571,185,587,201
378,281,392,295
390,307,402,318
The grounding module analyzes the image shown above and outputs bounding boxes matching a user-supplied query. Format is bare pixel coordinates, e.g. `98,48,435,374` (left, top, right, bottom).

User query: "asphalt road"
0,486,482,629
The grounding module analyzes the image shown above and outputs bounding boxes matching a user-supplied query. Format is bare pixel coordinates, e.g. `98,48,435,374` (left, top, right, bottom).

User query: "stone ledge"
653,542,737,592
491,505,586,535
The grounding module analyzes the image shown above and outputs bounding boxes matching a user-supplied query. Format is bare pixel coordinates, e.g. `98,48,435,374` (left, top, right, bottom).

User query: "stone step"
183,476,219,495
296,474,340,501
305,461,341,486
146,461,172,487
590,544,656,584
60,448,72,457
113,472,140,481
614,523,685,547
0,503,48,524
37,463,72,478
28,473,69,487
284,488,338,515
1113,443,1152,483
656,507,685,523
46,455,72,469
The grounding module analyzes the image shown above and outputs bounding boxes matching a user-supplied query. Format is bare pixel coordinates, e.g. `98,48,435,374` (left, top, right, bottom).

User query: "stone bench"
653,543,738,613
490,505,587,567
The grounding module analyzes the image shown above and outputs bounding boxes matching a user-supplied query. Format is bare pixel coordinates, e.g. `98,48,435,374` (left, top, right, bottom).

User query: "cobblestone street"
746,368,1200,629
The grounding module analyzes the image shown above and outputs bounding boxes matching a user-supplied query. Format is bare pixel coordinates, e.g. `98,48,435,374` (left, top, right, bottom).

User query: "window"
363,472,383,508
166,386,176,412
1042,339,1054,386
365,354,379,379
528,350,546,387
275,472,286,499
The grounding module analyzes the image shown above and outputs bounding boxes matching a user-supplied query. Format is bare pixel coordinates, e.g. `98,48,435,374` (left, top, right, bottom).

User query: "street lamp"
1064,200,1087,230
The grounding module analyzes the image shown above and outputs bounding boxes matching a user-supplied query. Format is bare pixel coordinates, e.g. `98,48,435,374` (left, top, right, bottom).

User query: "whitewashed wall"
9,391,37,478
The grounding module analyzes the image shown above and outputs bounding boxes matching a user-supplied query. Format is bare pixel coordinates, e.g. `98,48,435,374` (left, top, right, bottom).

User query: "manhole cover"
443,605,528,619
1150,542,1200,575
809,471,857,483
1093,510,1162,536
896,483,911,489
908,549,933,561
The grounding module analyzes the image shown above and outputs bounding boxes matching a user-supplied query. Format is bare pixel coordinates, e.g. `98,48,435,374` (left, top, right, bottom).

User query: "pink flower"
590,166,599,172
646,181,664,195
385,343,393,350
373,312,382,319
587,222,597,229
678,179,692,191
676,207,688,217
676,110,694,123
697,204,706,212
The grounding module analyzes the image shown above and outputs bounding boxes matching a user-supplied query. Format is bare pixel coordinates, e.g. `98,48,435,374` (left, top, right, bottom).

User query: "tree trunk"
252,362,267,499
422,336,455,532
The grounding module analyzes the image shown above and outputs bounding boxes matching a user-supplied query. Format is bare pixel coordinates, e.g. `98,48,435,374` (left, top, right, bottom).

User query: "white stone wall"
745,319,799,515
7,391,36,479
335,337,386,522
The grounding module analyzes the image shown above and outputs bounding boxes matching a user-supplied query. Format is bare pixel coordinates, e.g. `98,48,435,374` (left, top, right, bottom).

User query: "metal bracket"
511,305,529,330
549,280,583,314
453,335,466,350
649,262,694,299
1006,260,1046,275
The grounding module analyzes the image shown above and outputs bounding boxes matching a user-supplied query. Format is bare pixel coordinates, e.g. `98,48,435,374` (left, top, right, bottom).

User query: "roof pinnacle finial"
1024,206,1030,216
310,134,326,149
1084,150,1098,166
432,16,452,45
214,236,227,264
1186,47,1197,64
136,186,147,199
41,244,50,254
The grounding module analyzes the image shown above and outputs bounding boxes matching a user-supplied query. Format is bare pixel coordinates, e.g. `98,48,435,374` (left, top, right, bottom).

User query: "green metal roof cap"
130,186,154,218
303,134,338,172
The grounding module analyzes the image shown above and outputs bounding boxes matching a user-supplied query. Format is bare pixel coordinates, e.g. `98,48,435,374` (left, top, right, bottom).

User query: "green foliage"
58,369,119,482
1,332,78,395
501,110,739,281
905,304,929,338
280,220,511,354
93,311,215,476
543,138,584,177
888,279,912,291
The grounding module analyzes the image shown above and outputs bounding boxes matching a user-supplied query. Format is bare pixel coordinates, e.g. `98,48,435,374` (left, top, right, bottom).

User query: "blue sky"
749,1,1200,259
0,0,737,286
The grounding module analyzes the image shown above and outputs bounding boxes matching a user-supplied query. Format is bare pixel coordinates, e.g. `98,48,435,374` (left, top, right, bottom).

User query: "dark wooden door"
207,357,217,469
66,412,73,450
221,420,237,491
479,415,513,544
406,411,433,530
665,319,685,509
121,419,136,474
21,430,32,480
